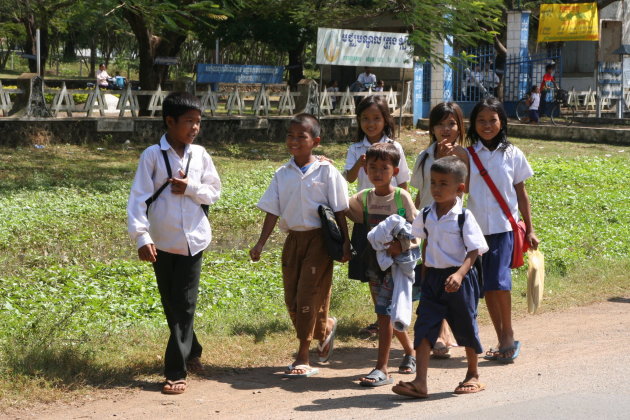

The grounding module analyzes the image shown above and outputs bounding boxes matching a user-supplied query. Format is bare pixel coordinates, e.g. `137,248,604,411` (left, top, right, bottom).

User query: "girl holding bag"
465,98,539,364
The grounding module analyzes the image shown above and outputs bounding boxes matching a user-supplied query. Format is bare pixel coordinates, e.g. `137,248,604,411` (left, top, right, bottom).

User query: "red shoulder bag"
468,146,529,269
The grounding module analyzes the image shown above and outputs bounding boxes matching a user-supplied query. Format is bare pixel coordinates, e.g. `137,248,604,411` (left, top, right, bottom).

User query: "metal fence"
504,48,562,102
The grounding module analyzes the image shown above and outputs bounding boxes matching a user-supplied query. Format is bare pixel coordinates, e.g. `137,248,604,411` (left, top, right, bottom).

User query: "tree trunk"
288,40,306,89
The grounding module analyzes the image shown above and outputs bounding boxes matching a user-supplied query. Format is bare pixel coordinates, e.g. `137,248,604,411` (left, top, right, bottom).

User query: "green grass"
0,131,629,408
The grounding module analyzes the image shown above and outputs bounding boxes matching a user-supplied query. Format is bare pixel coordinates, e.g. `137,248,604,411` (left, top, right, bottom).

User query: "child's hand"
169,169,189,195
353,154,366,169
436,138,455,158
386,239,402,258
444,272,463,293
316,155,334,164
249,243,264,262
138,243,157,262
527,231,540,250
339,240,352,263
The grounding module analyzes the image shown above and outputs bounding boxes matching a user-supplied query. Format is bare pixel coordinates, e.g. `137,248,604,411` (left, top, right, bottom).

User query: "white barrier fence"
0,81,412,118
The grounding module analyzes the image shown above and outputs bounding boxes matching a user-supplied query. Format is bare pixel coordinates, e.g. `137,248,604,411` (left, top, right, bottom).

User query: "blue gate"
503,48,562,116
452,46,498,115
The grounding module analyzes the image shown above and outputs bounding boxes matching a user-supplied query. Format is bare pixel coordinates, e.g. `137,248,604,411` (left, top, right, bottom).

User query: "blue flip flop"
360,369,394,387
497,340,521,364
483,347,500,361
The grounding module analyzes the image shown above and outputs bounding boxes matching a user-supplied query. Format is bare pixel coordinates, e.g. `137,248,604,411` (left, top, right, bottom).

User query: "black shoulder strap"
422,206,431,238
145,148,172,214
458,210,467,251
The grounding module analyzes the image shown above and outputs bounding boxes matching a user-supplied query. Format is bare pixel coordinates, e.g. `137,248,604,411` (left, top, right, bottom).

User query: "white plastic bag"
527,249,545,314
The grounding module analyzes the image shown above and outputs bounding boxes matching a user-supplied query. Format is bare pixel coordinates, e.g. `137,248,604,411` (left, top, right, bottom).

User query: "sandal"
359,368,393,387
454,380,486,394
398,354,416,374
431,344,451,359
162,379,187,395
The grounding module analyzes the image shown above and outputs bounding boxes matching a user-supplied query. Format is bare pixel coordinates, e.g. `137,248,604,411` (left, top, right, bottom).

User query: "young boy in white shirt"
250,114,351,378
393,156,488,398
127,92,221,395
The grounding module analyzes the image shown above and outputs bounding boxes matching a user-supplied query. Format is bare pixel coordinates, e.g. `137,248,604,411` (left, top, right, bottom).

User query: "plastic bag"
527,249,545,314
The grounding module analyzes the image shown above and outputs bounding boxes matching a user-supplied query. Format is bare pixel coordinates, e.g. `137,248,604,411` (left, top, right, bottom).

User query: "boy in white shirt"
393,156,488,398
527,85,540,124
250,114,351,378
127,92,221,395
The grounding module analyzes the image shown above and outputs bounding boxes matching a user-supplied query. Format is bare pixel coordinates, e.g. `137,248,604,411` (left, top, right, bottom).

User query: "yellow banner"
538,2,599,42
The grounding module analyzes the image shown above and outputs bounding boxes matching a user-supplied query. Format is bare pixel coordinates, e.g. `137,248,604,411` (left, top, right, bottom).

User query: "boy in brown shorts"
250,114,351,377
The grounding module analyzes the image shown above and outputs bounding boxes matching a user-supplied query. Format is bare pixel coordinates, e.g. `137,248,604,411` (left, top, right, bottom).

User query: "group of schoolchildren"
127,90,539,397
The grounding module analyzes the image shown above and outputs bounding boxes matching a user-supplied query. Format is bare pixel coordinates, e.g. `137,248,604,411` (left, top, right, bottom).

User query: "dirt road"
5,299,630,419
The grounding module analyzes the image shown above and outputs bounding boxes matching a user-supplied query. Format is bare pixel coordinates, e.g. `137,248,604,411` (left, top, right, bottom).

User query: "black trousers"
153,249,203,380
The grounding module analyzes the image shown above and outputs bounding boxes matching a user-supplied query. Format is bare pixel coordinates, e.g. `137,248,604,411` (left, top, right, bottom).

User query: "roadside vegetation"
0,131,628,409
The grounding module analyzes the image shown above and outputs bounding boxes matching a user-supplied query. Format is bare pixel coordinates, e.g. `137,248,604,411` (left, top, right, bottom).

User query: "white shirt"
96,69,110,86
344,136,411,192
357,72,377,85
466,142,533,235
409,142,437,209
529,92,540,110
257,158,349,233
411,198,488,269
127,135,222,256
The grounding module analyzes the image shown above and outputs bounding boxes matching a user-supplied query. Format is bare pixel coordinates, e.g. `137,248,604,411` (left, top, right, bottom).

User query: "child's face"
286,122,320,158
166,109,202,146
475,108,501,143
365,157,398,188
430,171,464,204
360,104,386,143
533,86,539,93
433,114,459,144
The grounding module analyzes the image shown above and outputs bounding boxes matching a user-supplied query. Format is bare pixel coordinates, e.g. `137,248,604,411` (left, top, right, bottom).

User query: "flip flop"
282,364,319,378
483,347,500,361
398,354,416,374
359,368,394,387
454,380,486,394
431,344,452,359
392,381,428,399
162,379,187,395
497,340,521,364
317,317,337,363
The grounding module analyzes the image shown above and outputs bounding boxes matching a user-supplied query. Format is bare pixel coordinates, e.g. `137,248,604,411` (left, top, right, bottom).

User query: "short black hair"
531,84,538,92
431,156,467,183
290,113,321,138
162,92,202,128
365,142,400,167
545,63,555,72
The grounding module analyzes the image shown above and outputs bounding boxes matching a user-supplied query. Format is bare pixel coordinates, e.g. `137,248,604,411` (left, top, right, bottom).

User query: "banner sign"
196,64,284,84
316,27,413,68
538,2,599,42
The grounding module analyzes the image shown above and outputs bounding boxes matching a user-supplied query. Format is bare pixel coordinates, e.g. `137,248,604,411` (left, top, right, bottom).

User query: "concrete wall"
0,115,413,147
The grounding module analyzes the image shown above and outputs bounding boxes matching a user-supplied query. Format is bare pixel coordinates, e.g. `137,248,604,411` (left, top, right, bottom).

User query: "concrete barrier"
0,115,413,146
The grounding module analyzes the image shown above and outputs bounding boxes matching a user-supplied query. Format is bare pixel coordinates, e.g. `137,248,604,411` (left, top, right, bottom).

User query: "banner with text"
538,2,599,42
316,27,413,68
196,64,284,84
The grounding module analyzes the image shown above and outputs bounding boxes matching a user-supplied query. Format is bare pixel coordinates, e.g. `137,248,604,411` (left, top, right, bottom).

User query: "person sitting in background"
96,63,115,89
374,80,385,92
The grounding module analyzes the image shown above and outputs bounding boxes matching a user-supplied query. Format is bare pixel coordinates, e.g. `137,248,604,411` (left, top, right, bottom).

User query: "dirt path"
5,299,630,419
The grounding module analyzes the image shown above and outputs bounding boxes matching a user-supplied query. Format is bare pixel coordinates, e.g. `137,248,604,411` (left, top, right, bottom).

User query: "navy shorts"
482,231,513,292
413,266,483,353
529,109,539,122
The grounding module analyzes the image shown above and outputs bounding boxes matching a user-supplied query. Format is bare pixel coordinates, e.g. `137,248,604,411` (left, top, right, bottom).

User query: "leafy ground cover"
0,131,628,408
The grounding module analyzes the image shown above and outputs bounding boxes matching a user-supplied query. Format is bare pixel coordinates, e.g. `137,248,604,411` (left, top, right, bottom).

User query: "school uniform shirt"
127,135,222,256
344,136,411,192
346,188,419,250
466,142,533,235
409,142,437,209
411,197,488,269
529,92,540,111
257,158,348,233
357,72,377,85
